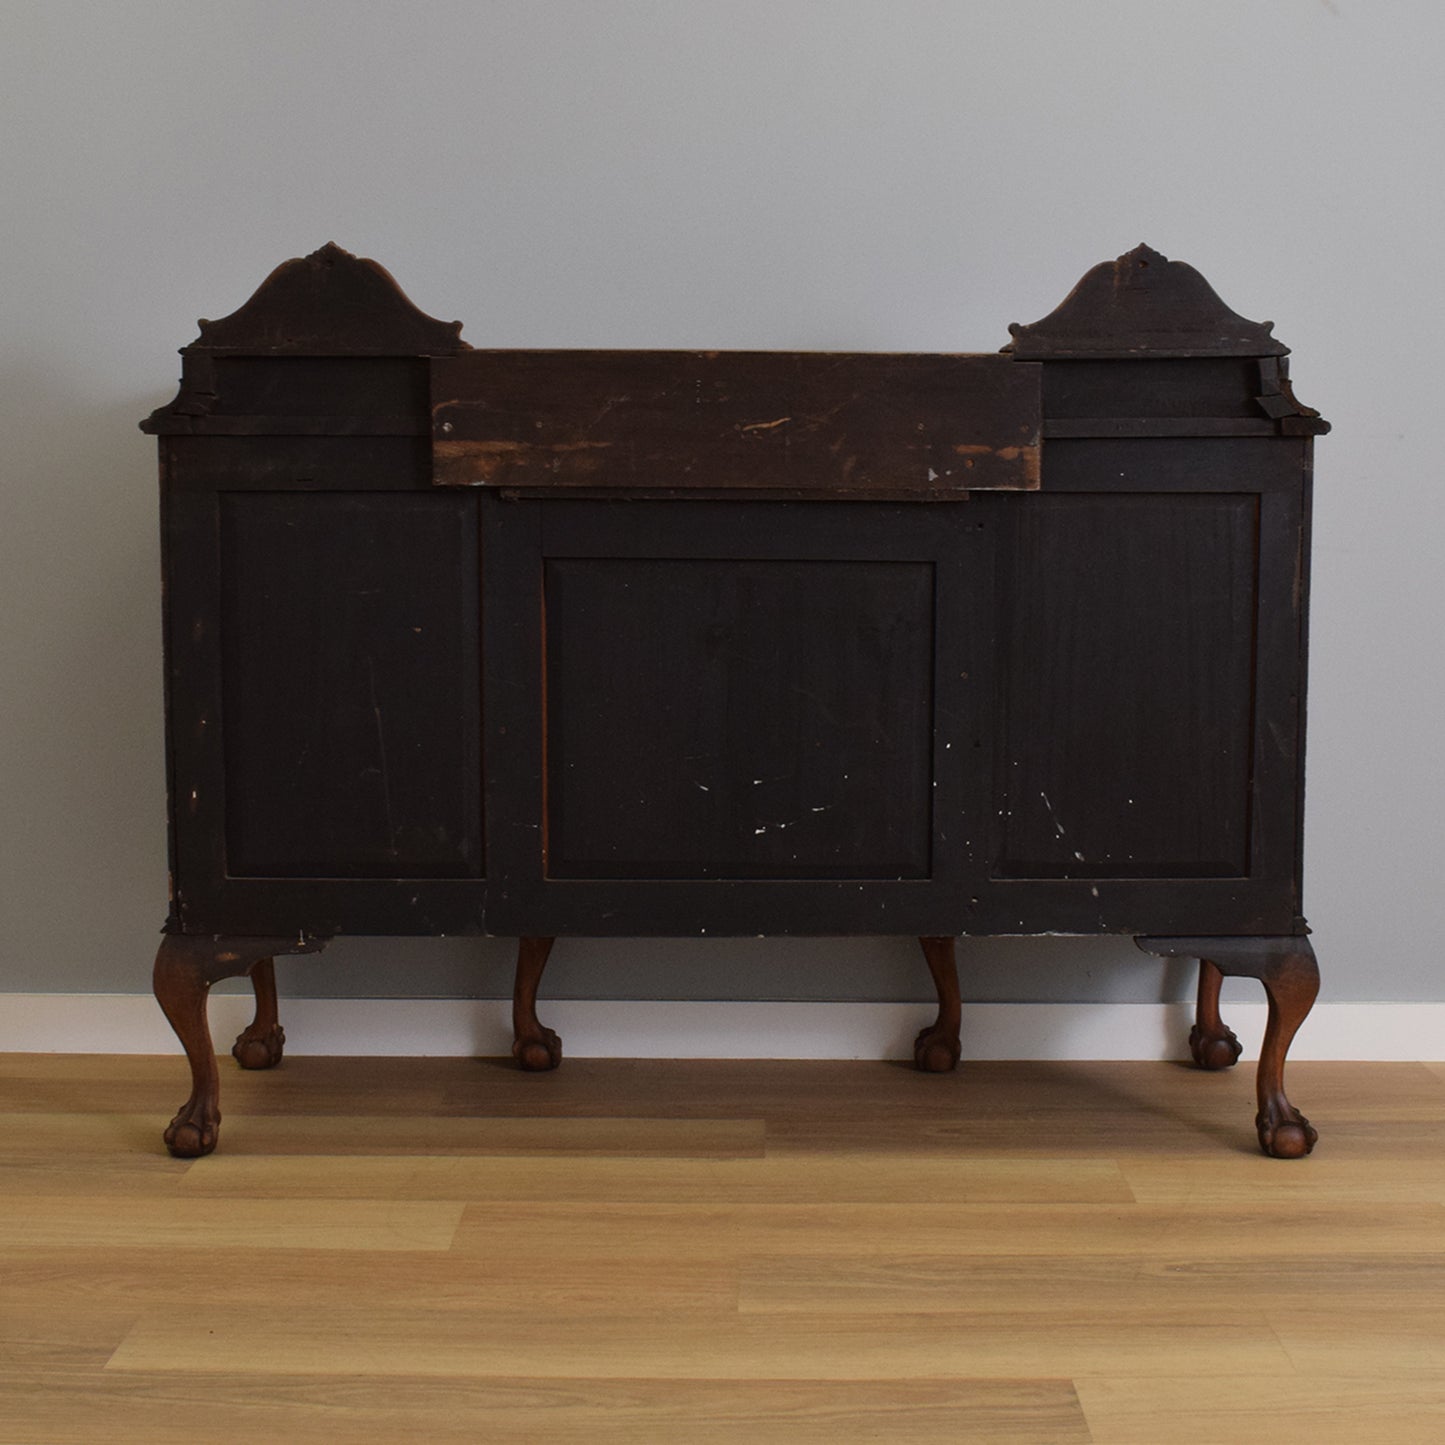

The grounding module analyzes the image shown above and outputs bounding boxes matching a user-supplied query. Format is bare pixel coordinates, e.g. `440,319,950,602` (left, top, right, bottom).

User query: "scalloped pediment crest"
1007,244,1288,359
186,242,469,354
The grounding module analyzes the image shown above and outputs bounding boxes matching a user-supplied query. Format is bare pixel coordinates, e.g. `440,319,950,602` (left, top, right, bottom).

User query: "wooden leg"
512,935,562,1071
1137,935,1319,1158
152,933,327,1157
1189,958,1243,1071
1249,944,1320,1159
232,956,285,1070
913,935,962,1073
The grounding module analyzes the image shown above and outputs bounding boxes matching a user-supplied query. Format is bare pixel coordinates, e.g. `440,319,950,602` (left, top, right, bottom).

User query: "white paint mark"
1040,791,1067,838
696,783,710,792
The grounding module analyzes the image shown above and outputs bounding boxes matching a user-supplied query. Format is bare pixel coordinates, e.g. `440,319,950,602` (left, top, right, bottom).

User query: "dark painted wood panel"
217,491,483,879
166,436,432,491
483,497,992,936
207,357,428,416
431,352,1041,494
1038,435,1302,493
545,558,935,880
1041,358,1264,420
993,492,1257,880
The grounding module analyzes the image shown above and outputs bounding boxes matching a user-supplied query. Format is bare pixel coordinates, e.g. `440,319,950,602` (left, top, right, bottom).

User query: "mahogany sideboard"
141,243,1328,1158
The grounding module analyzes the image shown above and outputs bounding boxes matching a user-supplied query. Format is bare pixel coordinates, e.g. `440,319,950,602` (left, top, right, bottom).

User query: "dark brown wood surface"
431,350,1041,495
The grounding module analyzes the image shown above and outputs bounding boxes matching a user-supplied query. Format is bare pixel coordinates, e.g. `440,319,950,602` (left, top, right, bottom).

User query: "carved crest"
1007,244,1288,359
184,242,469,355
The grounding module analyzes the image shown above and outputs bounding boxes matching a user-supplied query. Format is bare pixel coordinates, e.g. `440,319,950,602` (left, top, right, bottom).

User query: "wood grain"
2,1055,1442,1443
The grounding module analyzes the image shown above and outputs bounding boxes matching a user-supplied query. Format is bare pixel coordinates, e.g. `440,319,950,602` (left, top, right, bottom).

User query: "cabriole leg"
512,935,562,1071
232,956,285,1069
152,932,327,1157
1190,958,1243,1071
913,935,962,1073
1137,934,1320,1158
1248,944,1320,1159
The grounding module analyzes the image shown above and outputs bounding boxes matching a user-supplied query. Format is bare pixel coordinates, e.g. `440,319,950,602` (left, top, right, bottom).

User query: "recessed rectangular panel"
997,493,1257,879
220,491,482,878
545,558,935,879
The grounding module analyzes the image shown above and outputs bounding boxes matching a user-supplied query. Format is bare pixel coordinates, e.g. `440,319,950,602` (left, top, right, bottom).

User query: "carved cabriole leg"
913,935,962,1073
1250,945,1321,1159
232,956,285,1069
1137,935,1320,1159
1190,958,1244,1071
152,933,327,1158
512,935,562,1071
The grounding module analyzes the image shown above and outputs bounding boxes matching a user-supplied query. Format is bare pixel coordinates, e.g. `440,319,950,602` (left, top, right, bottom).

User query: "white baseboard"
2,995,1442,1061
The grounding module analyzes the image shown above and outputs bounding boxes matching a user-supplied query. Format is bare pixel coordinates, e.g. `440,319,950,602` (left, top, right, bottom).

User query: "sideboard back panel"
995,490,1257,880
217,490,484,879
544,555,936,880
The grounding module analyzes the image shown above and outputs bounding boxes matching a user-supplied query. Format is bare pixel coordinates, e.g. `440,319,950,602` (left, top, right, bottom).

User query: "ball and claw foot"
232,1022,285,1070
1257,1102,1317,1160
513,1026,563,1072
913,1023,961,1074
164,1099,220,1158
1189,1021,1243,1072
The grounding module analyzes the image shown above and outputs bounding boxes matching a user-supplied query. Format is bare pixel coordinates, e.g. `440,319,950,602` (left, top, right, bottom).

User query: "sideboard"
141,242,1328,1158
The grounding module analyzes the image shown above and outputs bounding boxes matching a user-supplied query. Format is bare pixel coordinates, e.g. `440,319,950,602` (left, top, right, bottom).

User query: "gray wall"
2,1,1440,1008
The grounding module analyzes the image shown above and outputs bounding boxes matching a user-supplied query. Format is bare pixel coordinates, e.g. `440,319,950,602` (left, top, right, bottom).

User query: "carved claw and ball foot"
231,957,285,1069
152,932,326,1157
914,936,962,1073
163,1094,221,1159
913,1022,962,1074
1189,958,1244,1071
512,936,562,1071
232,1024,286,1071
1189,1021,1244,1072
514,1025,563,1072
1138,935,1320,1158
1257,1100,1317,1160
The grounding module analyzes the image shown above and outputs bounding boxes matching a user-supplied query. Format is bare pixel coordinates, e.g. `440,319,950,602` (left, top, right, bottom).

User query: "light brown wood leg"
913,935,962,1073
1138,934,1319,1158
1247,945,1320,1159
232,956,285,1069
152,933,327,1157
512,935,562,1071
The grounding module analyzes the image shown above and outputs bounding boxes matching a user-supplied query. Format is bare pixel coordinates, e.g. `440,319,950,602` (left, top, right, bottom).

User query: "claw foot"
913,1023,961,1074
164,1100,219,1158
1189,1021,1243,1071
233,1022,285,1070
513,1026,562,1072
1256,1103,1318,1159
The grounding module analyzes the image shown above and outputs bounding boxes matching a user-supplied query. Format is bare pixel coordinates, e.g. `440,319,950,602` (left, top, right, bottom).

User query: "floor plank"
174,1150,1133,1205
1075,1375,1445,1445
105,1305,1295,1381
0,1196,463,1252
0,1372,1091,1445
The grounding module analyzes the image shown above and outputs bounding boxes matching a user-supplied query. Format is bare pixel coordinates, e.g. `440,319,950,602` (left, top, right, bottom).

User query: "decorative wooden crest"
1007,244,1288,359
183,242,469,355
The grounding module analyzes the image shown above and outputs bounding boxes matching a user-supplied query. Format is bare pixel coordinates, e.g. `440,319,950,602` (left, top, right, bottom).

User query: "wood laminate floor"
2,1053,1443,1442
